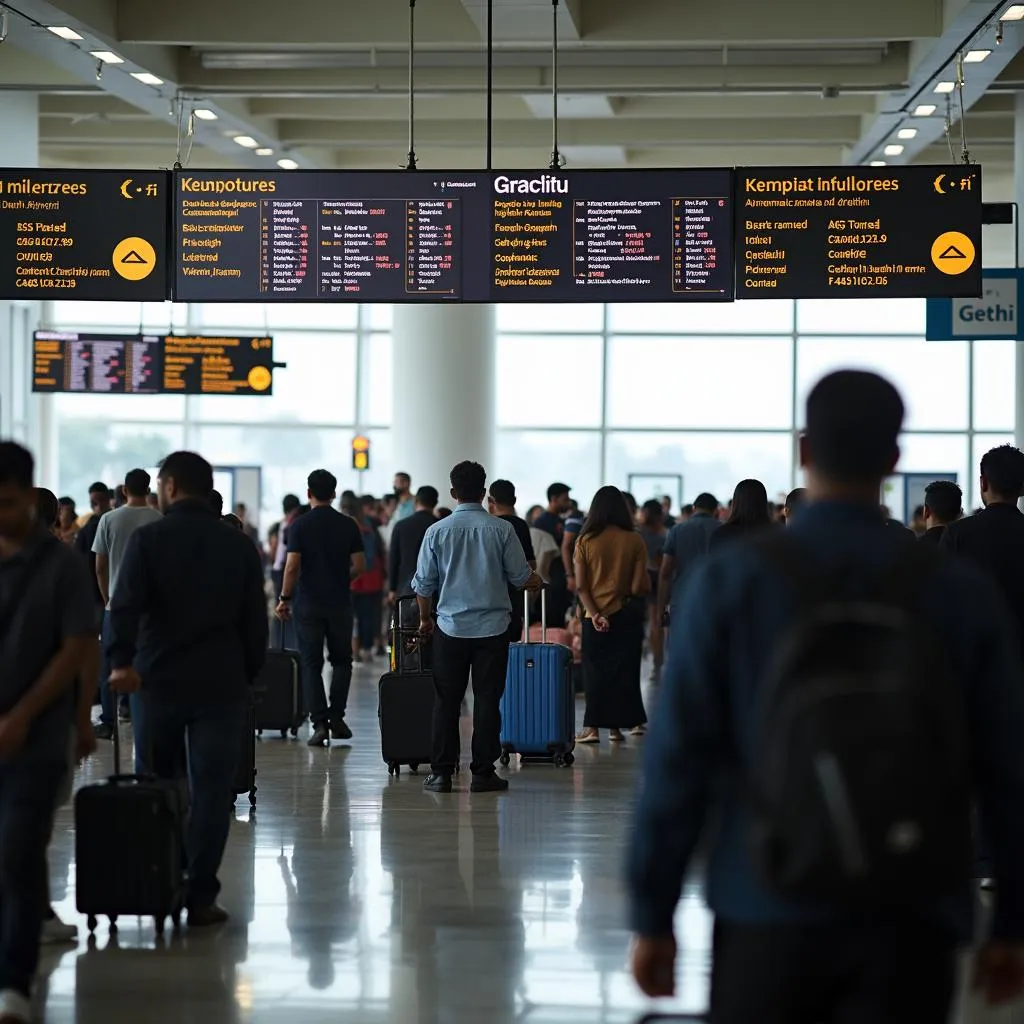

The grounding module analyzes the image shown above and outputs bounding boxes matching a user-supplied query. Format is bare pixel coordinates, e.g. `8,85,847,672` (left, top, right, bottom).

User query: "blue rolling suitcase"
499,591,576,767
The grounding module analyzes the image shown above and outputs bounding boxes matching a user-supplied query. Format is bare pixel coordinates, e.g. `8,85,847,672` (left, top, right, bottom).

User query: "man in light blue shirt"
413,460,541,794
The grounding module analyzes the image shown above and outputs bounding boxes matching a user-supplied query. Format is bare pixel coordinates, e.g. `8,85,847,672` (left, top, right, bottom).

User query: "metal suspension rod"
406,0,417,170
549,0,561,169
486,0,493,170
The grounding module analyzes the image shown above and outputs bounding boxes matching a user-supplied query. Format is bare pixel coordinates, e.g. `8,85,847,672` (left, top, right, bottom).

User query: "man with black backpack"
628,370,1024,1022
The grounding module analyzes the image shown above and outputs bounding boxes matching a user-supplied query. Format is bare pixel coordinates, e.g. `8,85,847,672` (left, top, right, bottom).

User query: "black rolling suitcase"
255,641,304,738
75,723,187,937
379,598,434,776
233,699,258,807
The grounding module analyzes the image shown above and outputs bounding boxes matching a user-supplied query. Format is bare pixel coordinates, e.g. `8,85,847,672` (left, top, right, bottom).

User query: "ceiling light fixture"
233,135,259,148
1001,4,1024,19
870,160,887,166
897,127,918,139
277,158,299,170
47,26,83,40
964,48,992,62
130,71,164,86
192,108,218,121
883,144,905,156
90,50,123,64
255,147,274,156
933,81,956,93
913,103,937,116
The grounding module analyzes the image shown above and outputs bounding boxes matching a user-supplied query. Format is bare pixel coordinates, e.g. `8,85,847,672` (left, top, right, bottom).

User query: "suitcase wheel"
554,753,574,767
87,915,97,935
499,752,511,767
387,761,400,776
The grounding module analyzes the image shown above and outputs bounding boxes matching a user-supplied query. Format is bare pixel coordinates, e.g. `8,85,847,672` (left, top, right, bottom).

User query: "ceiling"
0,0,1022,177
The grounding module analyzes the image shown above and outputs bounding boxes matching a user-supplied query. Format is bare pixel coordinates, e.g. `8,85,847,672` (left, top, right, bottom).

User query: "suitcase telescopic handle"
522,587,546,644
112,715,121,775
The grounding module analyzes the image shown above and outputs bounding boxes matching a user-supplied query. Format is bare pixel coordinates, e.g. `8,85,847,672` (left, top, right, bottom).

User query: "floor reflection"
41,665,710,1023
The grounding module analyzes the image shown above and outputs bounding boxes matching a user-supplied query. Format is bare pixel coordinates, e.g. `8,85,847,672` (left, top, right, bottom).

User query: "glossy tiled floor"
39,661,712,1023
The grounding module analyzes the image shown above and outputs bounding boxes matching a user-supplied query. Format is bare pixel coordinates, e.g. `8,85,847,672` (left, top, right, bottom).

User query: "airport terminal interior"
1,0,1024,1020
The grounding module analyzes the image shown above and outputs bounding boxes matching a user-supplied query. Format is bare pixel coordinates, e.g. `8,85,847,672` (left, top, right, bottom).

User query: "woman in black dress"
574,486,650,744
709,478,774,551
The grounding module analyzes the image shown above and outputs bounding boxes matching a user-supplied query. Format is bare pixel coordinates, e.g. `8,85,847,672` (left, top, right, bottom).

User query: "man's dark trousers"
430,629,510,776
0,758,66,996
141,696,246,909
710,919,957,1024
294,603,354,727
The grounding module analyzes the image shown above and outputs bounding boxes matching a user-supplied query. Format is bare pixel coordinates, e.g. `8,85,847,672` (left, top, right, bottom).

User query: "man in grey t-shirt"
656,491,720,627
92,468,161,741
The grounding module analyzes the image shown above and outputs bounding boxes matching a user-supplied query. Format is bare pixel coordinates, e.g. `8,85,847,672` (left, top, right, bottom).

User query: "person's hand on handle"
522,571,544,593
973,942,1024,1006
417,616,434,639
109,666,142,694
593,613,611,633
630,934,677,998
274,600,292,621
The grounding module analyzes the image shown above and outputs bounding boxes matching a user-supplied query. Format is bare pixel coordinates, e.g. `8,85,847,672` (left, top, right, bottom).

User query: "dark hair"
489,478,516,508
578,485,635,542
681,503,694,517
58,495,75,510
159,451,213,498
395,472,411,483
282,493,301,514
621,491,637,516
235,502,247,514
0,443,33,490
981,445,1024,500
35,487,59,528
415,485,439,509
222,513,244,531
546,482,570,502
923,480,962,524
359,493,376,508
124,468,151,498
641,498,664,526
450,461,486,502
210,489,224,516
307,469,338,503
805,370,903,483
435,506,452,519
726,479,772,528
785,487,807,512
88,480,108,496
693,492,718,513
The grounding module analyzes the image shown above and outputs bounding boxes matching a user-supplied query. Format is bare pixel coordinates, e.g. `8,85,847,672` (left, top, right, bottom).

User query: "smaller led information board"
0,170,169,301
32,332,274,396
735,165,982,299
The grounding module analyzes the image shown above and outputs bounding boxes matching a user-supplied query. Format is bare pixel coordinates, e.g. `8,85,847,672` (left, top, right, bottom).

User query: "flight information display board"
0,170,168,301
173,169,734,303
736,165,982,299
32,332,274,395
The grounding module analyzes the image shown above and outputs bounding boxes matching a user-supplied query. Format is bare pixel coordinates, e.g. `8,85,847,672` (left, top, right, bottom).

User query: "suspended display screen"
0,170,169,301
735,165,982,299
32,331,275,395
172,169,735,303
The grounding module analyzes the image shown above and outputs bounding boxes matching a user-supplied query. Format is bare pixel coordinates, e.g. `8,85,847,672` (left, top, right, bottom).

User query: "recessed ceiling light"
192,108,218,121
90,50,123,64
964,49,992,62
934,81,956,93
883,144,905,156
897,127,918,139
47,26,83,40
277,158,299,170
233,135,259,148
130,72,164,86
870,160,887,166
913,104,937,116
1001,4,1024,20
255,147,274,156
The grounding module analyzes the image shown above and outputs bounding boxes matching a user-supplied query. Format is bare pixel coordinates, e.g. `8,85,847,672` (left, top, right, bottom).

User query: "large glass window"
495,430,602,513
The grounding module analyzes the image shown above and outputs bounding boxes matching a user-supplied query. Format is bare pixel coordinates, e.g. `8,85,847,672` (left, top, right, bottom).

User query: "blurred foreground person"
0,445,95,1021
629,371,1024,1023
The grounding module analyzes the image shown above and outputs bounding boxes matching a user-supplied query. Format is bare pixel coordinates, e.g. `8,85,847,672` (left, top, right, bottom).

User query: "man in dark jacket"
920,479,963,547
108,451,267,927
629,372,1024,1022
388,486,439,600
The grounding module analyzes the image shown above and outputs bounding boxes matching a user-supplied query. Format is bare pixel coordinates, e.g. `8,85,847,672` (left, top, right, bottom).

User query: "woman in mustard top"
573,486,650,744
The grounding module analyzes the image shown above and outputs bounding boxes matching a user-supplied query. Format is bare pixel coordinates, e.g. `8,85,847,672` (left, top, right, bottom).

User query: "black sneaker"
423,773,453,793
94,722,114,741
307,724,330,747
331,720,352,741
470,773,509,793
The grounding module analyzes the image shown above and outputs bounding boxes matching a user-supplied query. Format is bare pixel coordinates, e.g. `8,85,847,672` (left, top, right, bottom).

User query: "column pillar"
1014,94,1024,452
391,304,496,496
0,94,40,460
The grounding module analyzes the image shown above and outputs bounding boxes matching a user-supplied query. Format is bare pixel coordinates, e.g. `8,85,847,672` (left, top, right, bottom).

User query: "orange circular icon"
247,366,272,392
930,232,976,276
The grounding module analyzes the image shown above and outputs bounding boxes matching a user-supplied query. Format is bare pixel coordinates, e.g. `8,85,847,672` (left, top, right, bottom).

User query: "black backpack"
748,535,972,907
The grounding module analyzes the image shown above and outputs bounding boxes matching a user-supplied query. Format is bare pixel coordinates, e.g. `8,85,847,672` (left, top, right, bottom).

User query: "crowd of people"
2,367,1024,1020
